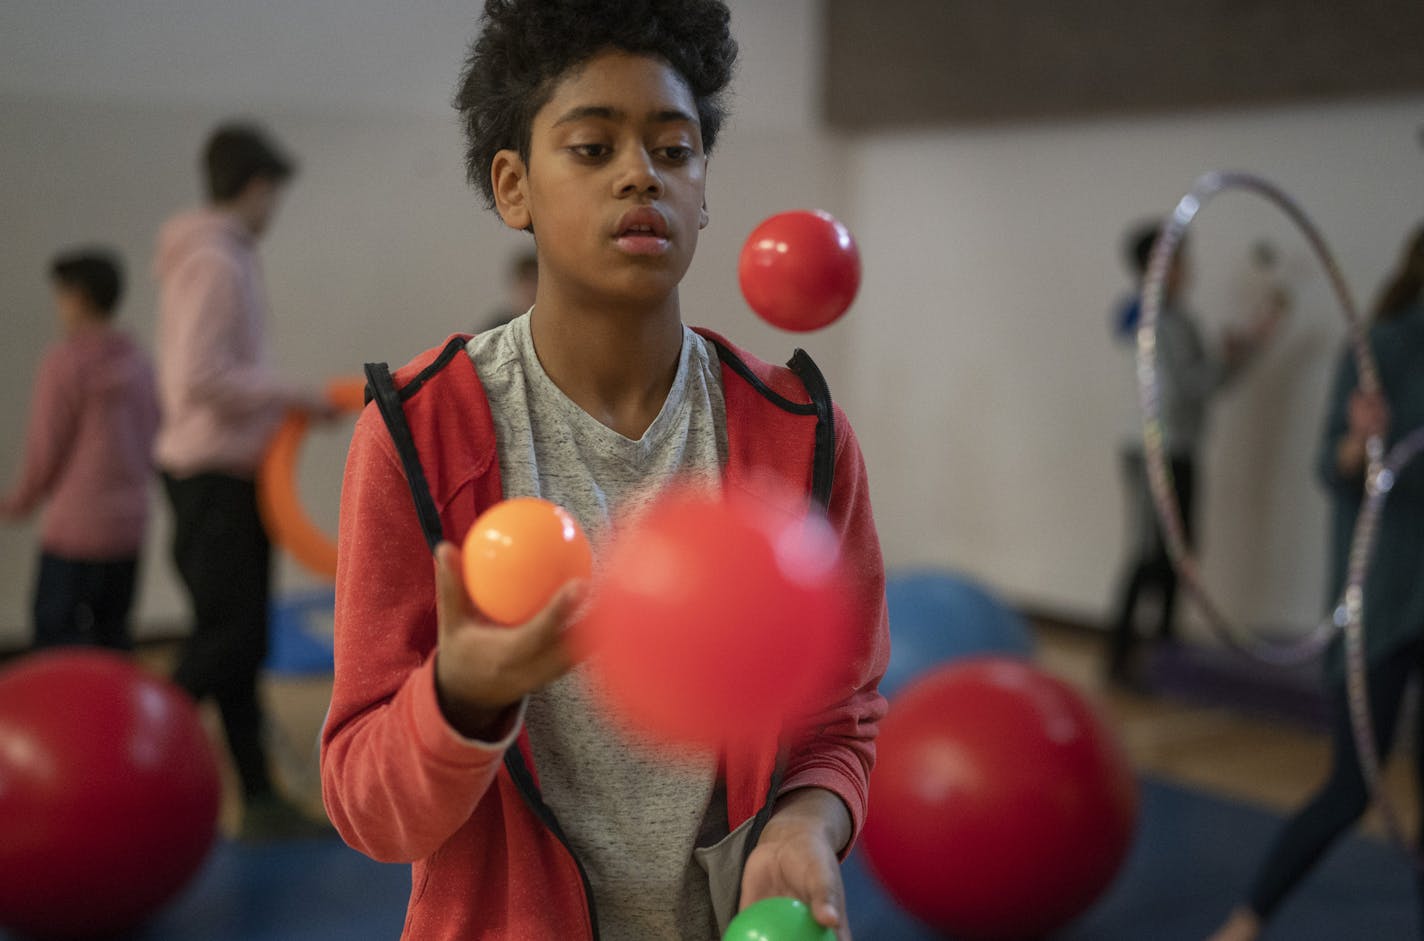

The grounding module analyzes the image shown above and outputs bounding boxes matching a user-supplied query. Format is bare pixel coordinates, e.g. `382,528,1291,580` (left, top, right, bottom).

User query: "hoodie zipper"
503,747,601,940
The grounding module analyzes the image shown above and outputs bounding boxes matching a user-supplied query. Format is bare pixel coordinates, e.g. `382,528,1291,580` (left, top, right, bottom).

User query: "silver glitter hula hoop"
1136,170,1385,667
1341,426,1424,860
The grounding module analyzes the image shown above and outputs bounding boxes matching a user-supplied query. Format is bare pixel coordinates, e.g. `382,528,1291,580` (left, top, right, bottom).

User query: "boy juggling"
321,2,889,939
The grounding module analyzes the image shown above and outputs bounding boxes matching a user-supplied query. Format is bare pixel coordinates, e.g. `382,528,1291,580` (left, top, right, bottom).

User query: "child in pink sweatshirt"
1,249,159,649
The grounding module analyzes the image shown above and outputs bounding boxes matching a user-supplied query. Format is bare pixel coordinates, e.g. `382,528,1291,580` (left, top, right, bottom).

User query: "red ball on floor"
861,657,1138,940
0,650,221,940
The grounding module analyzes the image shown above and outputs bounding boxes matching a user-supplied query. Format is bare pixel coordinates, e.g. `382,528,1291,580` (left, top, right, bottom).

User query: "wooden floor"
146,621,1417,845
1032,622,1417,841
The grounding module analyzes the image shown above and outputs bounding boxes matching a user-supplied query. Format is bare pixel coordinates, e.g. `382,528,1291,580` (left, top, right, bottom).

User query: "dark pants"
32,552,138,650
163,472,273,799
1108,452,1196,680
1248,641,1424,926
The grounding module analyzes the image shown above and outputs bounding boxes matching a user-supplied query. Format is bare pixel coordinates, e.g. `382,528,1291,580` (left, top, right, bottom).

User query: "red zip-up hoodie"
321,330,889,940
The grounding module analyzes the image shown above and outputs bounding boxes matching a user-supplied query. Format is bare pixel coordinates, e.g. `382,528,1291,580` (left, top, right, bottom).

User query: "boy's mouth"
613,207,671,255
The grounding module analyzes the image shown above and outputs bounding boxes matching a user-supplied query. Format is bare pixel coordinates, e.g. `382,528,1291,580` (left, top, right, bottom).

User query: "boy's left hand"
739,788,853,941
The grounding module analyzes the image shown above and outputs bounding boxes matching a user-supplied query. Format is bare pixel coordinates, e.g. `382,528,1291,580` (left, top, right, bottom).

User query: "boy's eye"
570,143,611,159
658,146,694,163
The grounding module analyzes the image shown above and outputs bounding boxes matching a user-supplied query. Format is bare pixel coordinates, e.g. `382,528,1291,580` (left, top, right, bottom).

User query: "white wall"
0,0,822,129
0,1,479,118
842,97,1424,633
2,0,1421,647
0,95,520,641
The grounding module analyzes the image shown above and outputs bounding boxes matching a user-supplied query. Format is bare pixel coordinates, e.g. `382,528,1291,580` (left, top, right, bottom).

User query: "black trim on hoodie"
503,746,602,938
363,361,446,552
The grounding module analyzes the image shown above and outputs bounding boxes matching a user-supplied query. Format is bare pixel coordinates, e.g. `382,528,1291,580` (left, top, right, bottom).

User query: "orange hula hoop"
257,377,366,580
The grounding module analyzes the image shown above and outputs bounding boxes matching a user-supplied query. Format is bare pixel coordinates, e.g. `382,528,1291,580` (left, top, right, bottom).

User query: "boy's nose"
614,149,662,198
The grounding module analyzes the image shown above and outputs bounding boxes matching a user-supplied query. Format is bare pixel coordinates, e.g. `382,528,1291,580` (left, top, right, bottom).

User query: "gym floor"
3,622,1414,940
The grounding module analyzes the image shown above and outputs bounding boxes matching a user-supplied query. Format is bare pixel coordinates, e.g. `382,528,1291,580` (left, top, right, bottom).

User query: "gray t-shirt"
1155,302,1237,456
466,312,729,941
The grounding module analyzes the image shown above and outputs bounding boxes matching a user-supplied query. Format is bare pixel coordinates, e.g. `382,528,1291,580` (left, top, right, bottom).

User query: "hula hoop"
1136,170,1385,667
257,377,367,580
1340,425,1424,862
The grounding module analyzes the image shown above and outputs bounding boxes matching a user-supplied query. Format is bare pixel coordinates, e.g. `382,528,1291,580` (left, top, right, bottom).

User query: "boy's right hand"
431,540,584,741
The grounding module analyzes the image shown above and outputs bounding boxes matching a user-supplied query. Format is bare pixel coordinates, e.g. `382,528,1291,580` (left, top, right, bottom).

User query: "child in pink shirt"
1,249,159,649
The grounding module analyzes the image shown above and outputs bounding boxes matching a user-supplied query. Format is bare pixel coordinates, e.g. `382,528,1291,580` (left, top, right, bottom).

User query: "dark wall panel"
824,0,1424,129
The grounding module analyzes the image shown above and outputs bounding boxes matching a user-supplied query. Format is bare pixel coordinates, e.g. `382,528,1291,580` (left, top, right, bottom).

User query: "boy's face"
52,285,90,332
492,50,709,311
238,177,286,239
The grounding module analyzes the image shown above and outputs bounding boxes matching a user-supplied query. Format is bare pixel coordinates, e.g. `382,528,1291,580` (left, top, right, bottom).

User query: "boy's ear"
699,202,709,230
491,149,532,231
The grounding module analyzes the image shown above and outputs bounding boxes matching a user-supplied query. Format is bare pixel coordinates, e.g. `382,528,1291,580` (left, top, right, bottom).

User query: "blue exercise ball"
881,570,1033,698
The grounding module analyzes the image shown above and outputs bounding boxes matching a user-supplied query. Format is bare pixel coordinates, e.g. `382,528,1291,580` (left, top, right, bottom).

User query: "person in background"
154,121,334,840
1106,221,1287,688
1208,224,1424,941
476,248,538,333
1,249,158,650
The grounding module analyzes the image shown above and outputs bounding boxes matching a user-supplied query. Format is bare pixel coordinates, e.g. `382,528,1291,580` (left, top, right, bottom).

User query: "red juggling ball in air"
574,487,851,749
738,209,861,332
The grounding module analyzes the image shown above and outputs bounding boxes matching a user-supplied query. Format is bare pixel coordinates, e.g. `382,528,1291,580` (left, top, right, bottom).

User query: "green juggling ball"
724,897,835,941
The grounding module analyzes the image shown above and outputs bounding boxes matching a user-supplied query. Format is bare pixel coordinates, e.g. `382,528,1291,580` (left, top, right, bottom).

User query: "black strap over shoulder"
361,336,469,551
710,339,837,510
713,343,832,897
788,349,836,510
364,360,447,551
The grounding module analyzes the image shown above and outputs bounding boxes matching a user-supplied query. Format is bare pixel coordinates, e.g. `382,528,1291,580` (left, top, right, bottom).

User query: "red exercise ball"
575,487,851,749
739,209,861,332
0,650,222,940
861,657,1138,940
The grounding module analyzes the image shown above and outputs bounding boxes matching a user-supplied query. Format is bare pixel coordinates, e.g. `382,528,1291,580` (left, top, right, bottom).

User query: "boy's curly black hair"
454,0,738,208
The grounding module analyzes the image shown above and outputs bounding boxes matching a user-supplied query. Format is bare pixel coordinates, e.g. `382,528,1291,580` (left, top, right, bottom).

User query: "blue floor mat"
2,777,1412,940
844,777,1416,940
